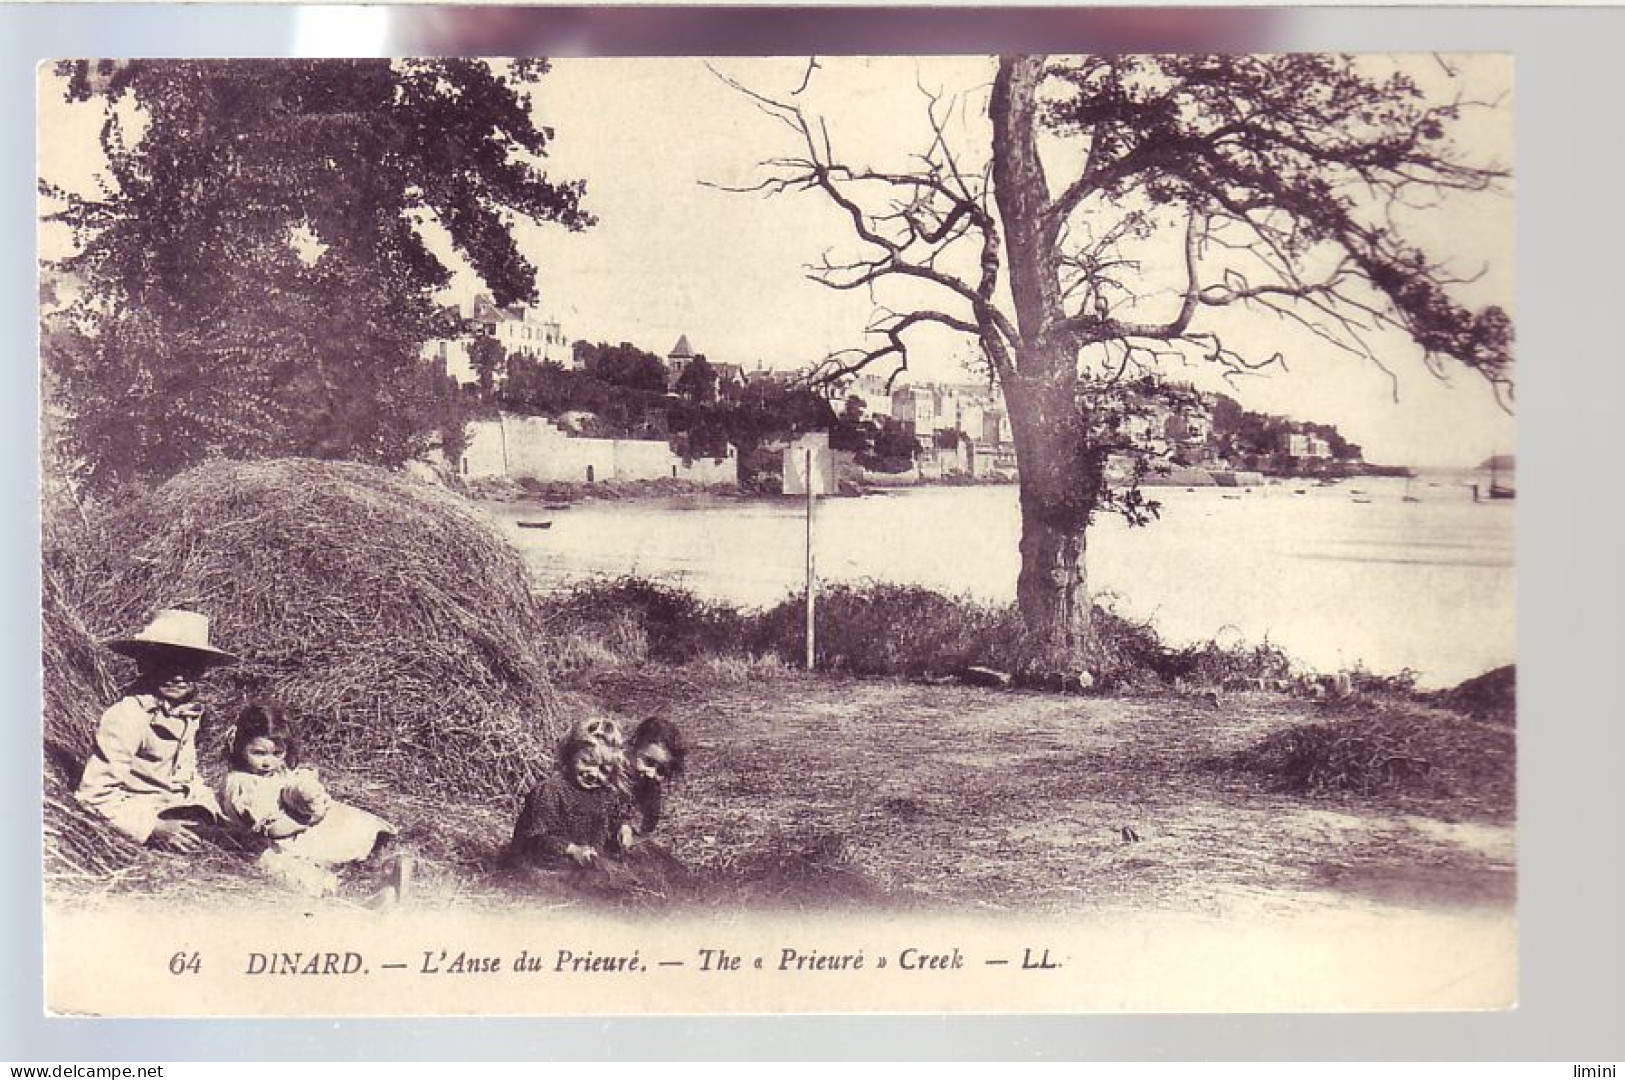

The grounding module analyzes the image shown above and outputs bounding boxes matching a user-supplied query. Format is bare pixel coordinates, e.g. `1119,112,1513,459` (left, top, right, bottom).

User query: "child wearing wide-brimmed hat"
76,609,237,851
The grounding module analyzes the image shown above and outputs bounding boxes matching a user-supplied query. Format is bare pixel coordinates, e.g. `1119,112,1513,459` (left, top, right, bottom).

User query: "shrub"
1159,637,1298,688
538,577,753,665
752,583,1018,678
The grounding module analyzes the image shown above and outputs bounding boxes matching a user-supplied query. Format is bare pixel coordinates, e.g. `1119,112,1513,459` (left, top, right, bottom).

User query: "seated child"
76,609,237,851
221,703,403,898
504,720,631,887
616,716,687,852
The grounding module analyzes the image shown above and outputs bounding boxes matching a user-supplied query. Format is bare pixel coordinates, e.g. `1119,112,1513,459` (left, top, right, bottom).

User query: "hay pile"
42,537,119,769
42,543,150,882
1226,706,1515,808
47,459,563,814
1429,665,1516,725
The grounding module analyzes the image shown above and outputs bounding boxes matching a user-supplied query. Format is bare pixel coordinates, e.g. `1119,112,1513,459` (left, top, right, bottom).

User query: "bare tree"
720,55,1512,672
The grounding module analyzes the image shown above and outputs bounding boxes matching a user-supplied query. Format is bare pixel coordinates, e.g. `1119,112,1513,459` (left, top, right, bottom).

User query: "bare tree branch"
792,57,820,95
713,61,1023,385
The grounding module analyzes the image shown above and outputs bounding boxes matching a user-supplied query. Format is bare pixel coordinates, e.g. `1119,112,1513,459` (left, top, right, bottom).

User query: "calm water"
482,474,1514,689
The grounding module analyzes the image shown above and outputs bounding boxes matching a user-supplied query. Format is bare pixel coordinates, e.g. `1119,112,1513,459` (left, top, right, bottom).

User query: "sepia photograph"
38,51,1516,1017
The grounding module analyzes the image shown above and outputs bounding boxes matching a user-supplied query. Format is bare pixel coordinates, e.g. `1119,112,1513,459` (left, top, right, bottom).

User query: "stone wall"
459,415,736,486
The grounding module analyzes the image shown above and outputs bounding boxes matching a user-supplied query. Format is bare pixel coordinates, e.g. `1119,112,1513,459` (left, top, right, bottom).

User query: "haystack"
50,459,563,807
42,552,149,881
1227,706,1515,809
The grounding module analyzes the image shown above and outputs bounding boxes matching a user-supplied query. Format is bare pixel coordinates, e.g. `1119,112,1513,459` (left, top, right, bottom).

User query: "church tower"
667,334,697,387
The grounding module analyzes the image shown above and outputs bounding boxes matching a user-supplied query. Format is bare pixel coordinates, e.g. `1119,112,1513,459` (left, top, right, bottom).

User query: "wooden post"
498,412,510,477
805,446,816,671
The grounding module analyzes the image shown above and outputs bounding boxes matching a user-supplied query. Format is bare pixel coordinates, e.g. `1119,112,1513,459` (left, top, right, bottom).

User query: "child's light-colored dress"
76,694,222,842
222,768,394,894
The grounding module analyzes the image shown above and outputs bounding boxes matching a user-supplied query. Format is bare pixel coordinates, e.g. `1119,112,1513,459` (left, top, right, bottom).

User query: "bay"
483,473,1514,689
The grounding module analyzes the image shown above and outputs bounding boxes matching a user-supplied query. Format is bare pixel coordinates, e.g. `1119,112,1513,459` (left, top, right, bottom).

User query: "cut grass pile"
1426,665,1516,725
1225,704,1515,805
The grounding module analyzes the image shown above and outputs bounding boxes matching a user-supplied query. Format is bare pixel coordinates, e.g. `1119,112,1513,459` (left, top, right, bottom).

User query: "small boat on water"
1351,497,1373,504
517,520,553,530
544,501,572,511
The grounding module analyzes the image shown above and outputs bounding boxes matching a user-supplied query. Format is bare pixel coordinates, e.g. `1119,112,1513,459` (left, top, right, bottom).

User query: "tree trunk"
1005,374,1103,672
1016,494,1094,666
992,56,1105,674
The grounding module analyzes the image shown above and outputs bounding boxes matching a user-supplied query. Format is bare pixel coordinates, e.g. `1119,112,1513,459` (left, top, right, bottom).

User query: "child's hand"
564,843,599,868
617,822,637,851
149,819,203,853
262,814,307,841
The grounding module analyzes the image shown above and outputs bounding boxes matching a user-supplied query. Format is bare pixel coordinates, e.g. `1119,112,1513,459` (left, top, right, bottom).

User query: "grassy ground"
53,664,1512,919
43,467,1512,929
586,667,1514,915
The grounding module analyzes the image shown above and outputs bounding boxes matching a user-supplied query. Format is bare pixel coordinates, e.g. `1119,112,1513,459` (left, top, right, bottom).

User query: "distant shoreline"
461,472,1024,505
459,465,1443,505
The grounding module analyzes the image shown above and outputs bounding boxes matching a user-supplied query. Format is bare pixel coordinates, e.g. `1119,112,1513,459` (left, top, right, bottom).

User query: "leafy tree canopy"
1039,55,1513,392
675,355,720,404
468,334,509,394
577,340,670,394
43,58,591,489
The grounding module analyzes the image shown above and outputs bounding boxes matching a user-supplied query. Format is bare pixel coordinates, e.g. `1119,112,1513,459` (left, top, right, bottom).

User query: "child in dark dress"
504,722,630,886
504,716,690,899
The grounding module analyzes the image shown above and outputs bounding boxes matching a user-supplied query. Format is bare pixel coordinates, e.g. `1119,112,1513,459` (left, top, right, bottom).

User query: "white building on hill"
848,373,895,418
422,295,571,387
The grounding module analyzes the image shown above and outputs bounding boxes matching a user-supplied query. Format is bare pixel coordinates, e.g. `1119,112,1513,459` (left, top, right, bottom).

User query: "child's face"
571,743,619,792
242,736,287,776
582,716,624,748
633,742,674,785
152,662,205,705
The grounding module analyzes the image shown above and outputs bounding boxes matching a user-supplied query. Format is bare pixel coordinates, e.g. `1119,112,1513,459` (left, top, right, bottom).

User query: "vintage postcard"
39,53,1515,1017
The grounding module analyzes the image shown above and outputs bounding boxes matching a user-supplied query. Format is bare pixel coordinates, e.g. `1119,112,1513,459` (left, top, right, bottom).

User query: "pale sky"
38,55,1516,467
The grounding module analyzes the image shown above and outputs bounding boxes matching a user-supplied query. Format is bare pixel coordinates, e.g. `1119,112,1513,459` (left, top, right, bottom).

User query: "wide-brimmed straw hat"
103,609,238,668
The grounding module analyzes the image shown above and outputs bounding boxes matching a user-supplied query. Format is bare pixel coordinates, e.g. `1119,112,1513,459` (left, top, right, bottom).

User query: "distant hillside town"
422,296,1384,491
